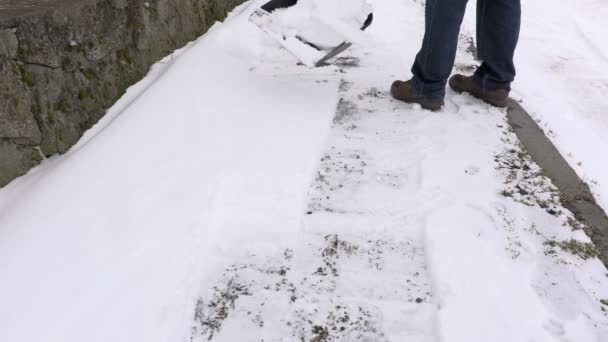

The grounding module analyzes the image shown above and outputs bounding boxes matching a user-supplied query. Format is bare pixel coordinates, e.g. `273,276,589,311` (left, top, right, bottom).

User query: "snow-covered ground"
1,0,607,342
511,0,608,212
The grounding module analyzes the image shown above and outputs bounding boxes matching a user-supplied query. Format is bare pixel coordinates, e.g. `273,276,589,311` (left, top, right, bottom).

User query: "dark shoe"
448,74,510,108
390,80,444,111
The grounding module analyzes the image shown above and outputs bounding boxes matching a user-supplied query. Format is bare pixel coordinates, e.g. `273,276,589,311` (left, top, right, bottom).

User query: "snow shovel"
250,0,373,67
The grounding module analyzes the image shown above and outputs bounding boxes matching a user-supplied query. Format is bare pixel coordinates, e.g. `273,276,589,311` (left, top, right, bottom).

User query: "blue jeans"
411,0,521,99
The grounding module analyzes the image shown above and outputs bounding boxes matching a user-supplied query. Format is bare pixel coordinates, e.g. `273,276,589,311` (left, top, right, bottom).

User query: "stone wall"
0,0,246,187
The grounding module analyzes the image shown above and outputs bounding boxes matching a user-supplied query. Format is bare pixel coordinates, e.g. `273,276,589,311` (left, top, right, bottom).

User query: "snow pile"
265,0,373,49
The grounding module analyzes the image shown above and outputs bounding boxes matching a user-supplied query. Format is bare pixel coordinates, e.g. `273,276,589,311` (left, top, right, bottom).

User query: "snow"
249,9,326,67
1,0,608,342
257,0,372,51
283,0,373,43
0,5,339,341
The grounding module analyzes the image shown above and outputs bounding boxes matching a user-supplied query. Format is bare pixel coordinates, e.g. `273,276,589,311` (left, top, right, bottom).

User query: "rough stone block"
0,29,18,58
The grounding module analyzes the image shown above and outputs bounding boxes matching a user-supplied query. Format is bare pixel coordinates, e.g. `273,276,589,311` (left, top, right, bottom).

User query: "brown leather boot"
391,80,444,111
448,74,510,108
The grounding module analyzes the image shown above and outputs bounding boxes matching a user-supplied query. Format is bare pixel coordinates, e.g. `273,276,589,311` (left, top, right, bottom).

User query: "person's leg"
410,0,469,99
474,0,521,90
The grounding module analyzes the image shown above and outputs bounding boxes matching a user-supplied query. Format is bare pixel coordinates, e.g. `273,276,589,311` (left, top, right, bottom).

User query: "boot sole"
451,88,507,108
391,85,444,111
419,101,444,111
393,96,444,111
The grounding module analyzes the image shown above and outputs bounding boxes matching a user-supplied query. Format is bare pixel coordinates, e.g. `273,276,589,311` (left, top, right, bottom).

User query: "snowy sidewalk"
191,0,608,341
1,0,608,342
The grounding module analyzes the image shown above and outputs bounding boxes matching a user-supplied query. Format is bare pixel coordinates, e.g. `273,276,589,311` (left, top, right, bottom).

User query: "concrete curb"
507,99,608,267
